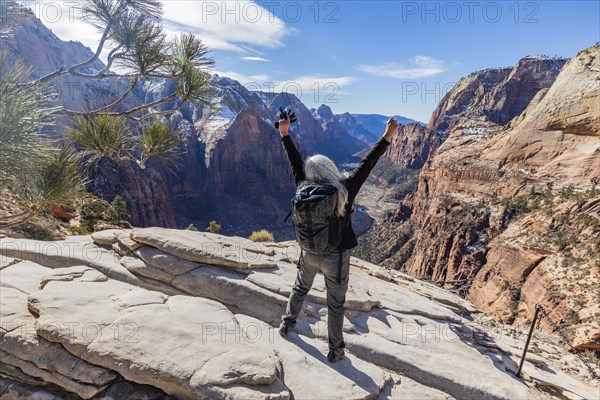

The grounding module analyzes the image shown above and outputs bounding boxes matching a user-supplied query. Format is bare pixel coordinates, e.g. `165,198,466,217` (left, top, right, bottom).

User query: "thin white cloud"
23,1,294,59
214,71,355,100
358,56,446,79
239,56,271,62
23,1,104,58
162,1,295,52
214,70,271,83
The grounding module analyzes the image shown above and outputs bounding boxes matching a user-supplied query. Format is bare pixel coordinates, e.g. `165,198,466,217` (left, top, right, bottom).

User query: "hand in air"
275,106,297,136
278,116,291,135
383,117,399,142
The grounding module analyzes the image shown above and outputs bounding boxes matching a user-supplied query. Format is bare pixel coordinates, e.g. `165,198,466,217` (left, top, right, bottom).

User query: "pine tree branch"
93,77,139,113
37,69,182,81
130,97,188,121
0,208,35,222
122,92,178,116
70,22,113,71
0,206,40,229
35,22,113,84
98,45,124,75
60,91,179,119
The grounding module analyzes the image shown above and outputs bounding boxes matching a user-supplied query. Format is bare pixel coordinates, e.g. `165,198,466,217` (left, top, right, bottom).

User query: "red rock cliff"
366,48,599,349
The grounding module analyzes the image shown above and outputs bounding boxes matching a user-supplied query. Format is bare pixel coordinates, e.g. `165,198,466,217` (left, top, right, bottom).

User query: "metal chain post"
536,305,600,381
516,304,600,381
516,305,540,378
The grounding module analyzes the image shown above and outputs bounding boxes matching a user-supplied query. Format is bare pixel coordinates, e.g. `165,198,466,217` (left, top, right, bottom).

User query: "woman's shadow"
287,332,381,394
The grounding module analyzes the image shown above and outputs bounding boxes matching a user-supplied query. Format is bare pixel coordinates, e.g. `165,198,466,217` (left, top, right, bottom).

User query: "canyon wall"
365,47,599,349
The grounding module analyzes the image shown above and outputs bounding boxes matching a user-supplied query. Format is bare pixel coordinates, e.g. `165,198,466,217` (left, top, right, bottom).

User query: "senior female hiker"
277,113,399,362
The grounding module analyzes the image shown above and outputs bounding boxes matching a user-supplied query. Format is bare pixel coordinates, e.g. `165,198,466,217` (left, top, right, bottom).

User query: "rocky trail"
1,228,597,399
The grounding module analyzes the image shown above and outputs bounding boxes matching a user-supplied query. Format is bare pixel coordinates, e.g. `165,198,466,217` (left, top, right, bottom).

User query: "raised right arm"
344,117,399,202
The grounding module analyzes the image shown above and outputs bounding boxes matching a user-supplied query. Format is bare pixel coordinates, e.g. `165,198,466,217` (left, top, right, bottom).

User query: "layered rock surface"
384,122,442,170
381,55,566,171
1,228,597,399
332,112,380,145
364,46,599,349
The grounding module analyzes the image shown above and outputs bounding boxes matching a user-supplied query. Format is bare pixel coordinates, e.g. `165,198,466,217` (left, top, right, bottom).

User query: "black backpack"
285,181,344,253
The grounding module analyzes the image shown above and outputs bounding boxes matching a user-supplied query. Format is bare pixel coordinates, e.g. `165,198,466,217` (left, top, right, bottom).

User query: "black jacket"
281,135,391,250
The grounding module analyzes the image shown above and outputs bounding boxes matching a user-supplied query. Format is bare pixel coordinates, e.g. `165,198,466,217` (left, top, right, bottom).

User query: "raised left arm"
279,117,305,186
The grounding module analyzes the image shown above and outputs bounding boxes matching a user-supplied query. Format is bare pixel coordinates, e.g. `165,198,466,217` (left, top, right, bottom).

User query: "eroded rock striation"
1,228,597,399
364,46,599,350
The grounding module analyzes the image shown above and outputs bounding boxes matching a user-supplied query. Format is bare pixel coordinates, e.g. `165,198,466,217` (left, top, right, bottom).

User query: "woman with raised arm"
278,114,399,363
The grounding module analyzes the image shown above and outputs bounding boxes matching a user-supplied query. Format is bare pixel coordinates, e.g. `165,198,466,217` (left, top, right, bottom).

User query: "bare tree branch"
0,207,39,229
36,22,113,84
130,97,188,122
98,45,124,75
60,91,178,119
93,77,139,113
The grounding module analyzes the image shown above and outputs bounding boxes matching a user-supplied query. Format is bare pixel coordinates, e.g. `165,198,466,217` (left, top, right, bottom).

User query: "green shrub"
185,223,198,231
543,182,554,207
17,220,55,241
249,229,274,242
583,350,600,368
508,285,522,314
559,184,576,200
530,185,537,196
206,220,221,234
79,197,110,232
562,310,581,327
70,224,92,235
105,195,130,228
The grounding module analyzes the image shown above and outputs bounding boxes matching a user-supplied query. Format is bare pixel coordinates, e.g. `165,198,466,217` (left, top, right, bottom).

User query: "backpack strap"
304,207,315,251
283,209,292,223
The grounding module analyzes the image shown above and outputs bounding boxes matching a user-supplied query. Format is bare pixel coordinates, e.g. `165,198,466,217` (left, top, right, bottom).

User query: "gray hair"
304,154,348,217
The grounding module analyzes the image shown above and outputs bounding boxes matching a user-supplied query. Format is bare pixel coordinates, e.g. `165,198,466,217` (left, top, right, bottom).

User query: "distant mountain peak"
315,104,334,120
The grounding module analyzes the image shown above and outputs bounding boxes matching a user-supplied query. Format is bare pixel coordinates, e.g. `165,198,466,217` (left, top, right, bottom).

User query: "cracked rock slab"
0,255,19,270
28,276,290,400
0,237,187,296
119,255,175,284
381,374,455,399
171,265,289,325
134,246,202,276
292,305,534,400
40,265,108,288
341,313,534,400
91,229,130,245
2,233,595,400
115,232,143,252
0,262,117,399
0,376,79,400
235,314,392,400
130,227,278,269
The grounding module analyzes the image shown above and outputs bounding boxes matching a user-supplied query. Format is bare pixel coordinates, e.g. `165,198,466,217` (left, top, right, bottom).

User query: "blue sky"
23,1,600,122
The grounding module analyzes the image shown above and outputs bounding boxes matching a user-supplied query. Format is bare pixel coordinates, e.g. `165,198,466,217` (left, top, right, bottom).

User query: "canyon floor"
1,228,598,399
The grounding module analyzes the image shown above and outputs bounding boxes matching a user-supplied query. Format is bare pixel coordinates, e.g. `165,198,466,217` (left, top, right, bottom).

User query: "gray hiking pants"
282,248,351,350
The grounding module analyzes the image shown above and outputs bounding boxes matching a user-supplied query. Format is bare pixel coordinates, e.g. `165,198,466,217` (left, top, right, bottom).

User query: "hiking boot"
279,322,293,338
327,348,345,363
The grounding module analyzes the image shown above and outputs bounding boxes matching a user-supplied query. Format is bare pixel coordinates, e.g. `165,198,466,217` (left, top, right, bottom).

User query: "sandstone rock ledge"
0,227,596,399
